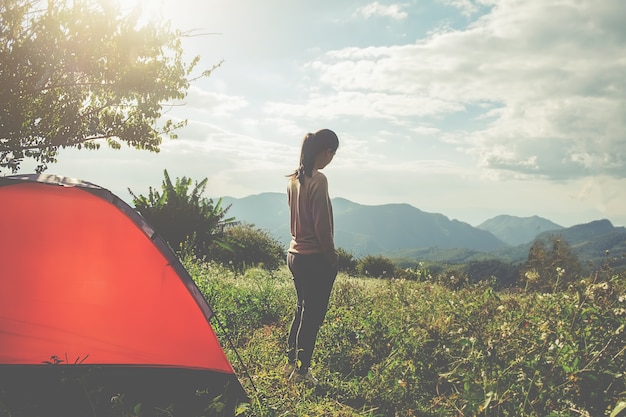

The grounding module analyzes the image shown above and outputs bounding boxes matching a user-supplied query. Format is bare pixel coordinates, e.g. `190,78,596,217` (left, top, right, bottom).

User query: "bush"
337,247,358,275
129,170,235,259
464,259,521,289
522,235,583,292
357,255,395,278
210,224,286,271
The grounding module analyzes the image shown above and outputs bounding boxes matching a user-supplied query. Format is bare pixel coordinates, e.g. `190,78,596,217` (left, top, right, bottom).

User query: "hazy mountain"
477,215,564,246
332,199,507,255
484,219,626,271
535,219,626,270
220,192,289,238
220,193,507,256
219,193,626,271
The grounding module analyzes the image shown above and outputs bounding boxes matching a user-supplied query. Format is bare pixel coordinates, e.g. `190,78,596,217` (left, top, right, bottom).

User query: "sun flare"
120,0,165,22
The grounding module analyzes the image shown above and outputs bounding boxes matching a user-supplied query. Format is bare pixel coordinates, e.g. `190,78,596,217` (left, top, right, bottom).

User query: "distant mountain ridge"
477,215,564,246
219,193,509,256
331,198,506,255
219,193,626,270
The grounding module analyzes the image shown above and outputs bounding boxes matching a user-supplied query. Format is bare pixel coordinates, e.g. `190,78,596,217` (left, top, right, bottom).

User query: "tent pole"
211,312,258,394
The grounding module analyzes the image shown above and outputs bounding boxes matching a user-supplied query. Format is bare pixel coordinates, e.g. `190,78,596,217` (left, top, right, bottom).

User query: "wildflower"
398,379,406,388
500,322,512,337
525,270,539,282
614,308,626,316
497,305,505,311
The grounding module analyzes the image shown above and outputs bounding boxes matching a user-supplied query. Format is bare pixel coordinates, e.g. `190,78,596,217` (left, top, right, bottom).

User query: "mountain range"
218,193,626,270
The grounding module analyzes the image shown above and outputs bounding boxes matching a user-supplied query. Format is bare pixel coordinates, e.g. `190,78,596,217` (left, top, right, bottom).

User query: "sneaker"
282,361,296,378
290,368,318,385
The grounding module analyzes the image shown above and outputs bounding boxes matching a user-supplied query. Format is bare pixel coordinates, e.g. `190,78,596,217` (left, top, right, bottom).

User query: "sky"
42,0,626,227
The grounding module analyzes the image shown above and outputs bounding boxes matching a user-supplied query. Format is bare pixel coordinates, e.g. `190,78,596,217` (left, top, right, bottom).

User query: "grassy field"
188,260,626,417
1,261,622,416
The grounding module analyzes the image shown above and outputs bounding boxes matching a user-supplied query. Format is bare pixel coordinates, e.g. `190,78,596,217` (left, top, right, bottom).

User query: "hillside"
535,219,626,271
484,219,626,271
220,193,507,256
477,214,563,246
220,193,626,271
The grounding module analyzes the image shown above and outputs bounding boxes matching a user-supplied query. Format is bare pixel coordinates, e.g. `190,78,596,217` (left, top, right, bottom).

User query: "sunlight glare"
120,0,165,24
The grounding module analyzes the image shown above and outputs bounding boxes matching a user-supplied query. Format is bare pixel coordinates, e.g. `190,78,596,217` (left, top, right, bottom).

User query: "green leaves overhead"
0,0,206,172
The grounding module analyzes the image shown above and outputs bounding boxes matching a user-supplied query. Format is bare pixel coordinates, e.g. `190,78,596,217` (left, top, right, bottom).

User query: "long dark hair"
289,129,339,185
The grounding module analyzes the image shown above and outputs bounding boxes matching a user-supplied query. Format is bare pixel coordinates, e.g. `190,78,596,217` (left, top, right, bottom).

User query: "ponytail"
288,129,339,185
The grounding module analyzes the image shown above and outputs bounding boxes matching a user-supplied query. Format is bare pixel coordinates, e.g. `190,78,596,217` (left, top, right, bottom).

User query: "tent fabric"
0,174,237,378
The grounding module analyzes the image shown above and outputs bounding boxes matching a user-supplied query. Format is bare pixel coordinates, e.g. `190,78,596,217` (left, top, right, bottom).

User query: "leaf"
235,402,250,416
610,401,626,417
0,1,201,173
483,391,495,410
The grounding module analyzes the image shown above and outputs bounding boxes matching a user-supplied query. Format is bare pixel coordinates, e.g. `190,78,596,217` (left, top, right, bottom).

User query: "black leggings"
287,252,337,371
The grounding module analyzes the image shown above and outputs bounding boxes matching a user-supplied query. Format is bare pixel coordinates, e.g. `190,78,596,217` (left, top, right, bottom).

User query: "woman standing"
285,129,339,384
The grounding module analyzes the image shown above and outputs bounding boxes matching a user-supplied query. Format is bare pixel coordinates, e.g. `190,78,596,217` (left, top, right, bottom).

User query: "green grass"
186,261,626,417
2,261,622,416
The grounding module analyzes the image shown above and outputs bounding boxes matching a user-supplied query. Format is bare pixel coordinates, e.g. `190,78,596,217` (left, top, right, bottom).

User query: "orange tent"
0,174,245,413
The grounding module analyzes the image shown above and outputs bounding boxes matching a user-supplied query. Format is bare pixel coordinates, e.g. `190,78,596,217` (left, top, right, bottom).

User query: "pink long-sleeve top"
287,172,336,264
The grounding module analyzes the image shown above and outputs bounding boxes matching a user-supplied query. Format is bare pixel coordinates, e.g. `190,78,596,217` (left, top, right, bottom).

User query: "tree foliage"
337,247,358,275
464,259,521,289
210,224,286,272
0,0,210,173
522,235,583,292
357,255,396,278
129,170,236,259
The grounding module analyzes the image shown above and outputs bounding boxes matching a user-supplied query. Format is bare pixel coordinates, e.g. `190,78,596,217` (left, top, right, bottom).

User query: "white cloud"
439,0,481,16
183,86,248,116
264,90,463,122
356,2,408,20
299,0,626,180
161,120,292,167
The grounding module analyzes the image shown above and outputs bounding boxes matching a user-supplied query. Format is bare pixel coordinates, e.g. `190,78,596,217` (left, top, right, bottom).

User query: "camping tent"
0,174,246,414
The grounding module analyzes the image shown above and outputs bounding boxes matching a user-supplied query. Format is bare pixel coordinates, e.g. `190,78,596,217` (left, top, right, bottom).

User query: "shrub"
129,170,236,259
522,235,583,292
210,223,286,271
464,259,521,289
395,261,433,281
357,255,395,278
337,247,358,275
